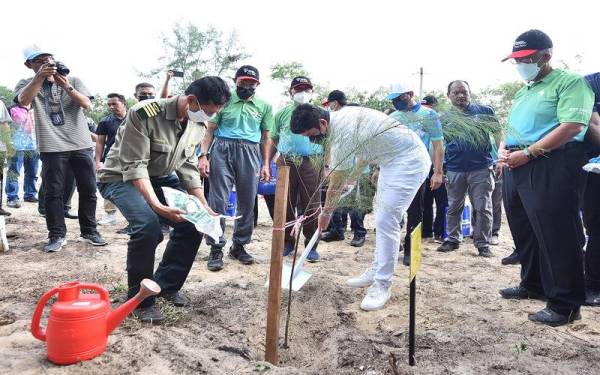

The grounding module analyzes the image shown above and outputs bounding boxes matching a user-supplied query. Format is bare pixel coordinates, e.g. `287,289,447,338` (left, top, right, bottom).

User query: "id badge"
50,111,65,126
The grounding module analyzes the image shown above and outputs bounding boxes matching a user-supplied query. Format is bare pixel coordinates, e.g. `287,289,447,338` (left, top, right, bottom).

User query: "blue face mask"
393,98,410,111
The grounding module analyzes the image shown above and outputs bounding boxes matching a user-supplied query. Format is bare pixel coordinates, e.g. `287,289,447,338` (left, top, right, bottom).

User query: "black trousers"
329,207,367,237
583,172,600,291
503,143,587,314
38,166,76,214
403,182,427,255
40,148,97,238
422,168,448,237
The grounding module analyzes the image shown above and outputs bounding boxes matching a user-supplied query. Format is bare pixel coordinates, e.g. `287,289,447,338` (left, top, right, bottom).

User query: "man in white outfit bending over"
290,104,431,310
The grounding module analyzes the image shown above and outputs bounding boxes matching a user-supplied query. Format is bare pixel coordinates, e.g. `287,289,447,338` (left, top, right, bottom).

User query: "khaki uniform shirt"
97,96,203,190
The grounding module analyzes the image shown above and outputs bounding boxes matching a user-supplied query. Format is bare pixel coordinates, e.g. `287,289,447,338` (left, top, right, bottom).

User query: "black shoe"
64,211,78,219
478,247,493,257
229,243,254,265
501,249,520,265
585,290,600,306
24,196,39,203
350,234,365,247
207,248,224,271
402,252,410,266
0,207,11,216
528,307,581,327
161,291,190,307
44,236,66,253
116,226,129,234
79,232,108,246
133,305,165,324
321,231,344,242
437,241,459,252
499,286,546,301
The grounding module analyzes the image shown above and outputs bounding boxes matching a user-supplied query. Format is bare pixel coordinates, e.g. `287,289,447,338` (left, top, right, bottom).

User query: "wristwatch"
66,86,74,92
198,152,208,159
523,147,534,160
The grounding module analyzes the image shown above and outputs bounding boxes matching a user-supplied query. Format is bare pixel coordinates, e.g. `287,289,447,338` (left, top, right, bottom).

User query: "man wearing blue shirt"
386,82,444,266
498,30,594,326
437,80,496,257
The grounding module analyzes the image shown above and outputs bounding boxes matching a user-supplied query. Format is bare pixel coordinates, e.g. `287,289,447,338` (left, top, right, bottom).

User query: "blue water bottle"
226,188,237,217
461,204,472,237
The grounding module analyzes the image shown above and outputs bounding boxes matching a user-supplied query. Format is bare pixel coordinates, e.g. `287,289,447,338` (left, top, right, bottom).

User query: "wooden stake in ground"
408,223,422,366
0,216,9,252
265,166,290,365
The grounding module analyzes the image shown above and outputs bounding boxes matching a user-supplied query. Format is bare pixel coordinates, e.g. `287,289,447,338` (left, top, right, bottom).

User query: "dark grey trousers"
207,138,261,248
446,167,494,248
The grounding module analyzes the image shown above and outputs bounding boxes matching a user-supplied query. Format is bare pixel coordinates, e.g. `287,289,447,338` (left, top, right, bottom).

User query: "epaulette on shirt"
136,101,162,120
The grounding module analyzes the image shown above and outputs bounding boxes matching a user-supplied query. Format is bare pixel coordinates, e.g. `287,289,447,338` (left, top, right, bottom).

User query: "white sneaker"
98,212,117,225
360,282,391,311
346,268,375,288
490,235,500,246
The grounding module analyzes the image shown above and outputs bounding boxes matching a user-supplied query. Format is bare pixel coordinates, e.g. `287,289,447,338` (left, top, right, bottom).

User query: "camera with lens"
49,61,70,76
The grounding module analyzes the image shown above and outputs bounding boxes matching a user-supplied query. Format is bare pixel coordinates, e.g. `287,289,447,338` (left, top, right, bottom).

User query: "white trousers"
372,155,430,287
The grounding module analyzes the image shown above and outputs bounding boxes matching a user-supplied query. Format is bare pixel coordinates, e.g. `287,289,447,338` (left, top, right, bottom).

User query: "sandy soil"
0,194,599,375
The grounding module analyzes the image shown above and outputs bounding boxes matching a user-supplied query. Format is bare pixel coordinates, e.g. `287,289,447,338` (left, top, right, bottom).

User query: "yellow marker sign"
409,223,422,281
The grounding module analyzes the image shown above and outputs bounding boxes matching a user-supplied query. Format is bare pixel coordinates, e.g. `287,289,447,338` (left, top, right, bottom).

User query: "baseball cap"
322,90,347,106
235,65,260,82
501,29,553,62
23,45,52,61
290,76,313,90
385,82,412,100
421,95,438,106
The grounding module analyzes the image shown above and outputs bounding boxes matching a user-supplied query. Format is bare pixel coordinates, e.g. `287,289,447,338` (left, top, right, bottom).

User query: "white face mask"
516,62,542,82
187,107,214,123
293,91,312,105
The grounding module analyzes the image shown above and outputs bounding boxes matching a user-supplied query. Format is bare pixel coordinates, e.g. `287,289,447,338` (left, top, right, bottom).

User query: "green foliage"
270,61,310,84
477,81,524,124
345,87,392,112
0,86,15,107
85,94,109,124
142,22,250,93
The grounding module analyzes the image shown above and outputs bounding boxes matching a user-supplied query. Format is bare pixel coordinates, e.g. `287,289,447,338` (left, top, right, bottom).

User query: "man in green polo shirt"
270,76,323,261
498,30,594,326
199,65,274,271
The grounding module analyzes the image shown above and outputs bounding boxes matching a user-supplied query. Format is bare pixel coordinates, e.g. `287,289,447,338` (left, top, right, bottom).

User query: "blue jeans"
98,175,202,308
6,150,39,201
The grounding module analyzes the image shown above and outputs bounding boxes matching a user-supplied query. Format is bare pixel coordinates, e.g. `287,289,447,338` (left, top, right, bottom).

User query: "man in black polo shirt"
96,93,127,225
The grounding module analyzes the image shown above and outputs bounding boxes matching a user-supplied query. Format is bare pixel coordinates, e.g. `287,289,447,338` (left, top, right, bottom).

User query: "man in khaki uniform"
97,77,230,323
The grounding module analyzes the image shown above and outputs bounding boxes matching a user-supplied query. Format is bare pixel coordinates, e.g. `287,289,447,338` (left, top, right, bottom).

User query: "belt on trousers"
505,142,581,152
216,137,259,145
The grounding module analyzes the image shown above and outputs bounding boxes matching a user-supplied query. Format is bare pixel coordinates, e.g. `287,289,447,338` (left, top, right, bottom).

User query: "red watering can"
31,279,160,365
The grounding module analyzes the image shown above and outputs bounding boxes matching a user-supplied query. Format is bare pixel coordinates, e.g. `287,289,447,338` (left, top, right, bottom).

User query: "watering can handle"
77,283,110,302
31,286,60,341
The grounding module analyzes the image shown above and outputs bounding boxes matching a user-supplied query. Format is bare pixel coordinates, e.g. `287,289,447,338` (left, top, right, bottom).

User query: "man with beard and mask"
199,65,274,271
290,104,430,311
97,76,230,322
386,83,444,266
269,76,323,261
320,90,370,247
497,29,594,326
436,80,497,258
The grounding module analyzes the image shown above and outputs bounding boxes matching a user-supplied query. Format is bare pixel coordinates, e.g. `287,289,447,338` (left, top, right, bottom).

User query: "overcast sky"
1,0,598,109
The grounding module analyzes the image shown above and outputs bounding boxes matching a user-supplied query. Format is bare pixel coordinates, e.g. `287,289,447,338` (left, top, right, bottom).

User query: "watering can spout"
107,279,161,334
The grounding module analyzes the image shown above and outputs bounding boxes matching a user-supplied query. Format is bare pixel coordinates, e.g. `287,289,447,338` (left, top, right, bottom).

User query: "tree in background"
476,81,524,124
142,22,250,93
0,86,15,108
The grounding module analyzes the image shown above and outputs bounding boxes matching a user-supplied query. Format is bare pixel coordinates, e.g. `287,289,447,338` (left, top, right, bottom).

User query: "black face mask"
137,95,155,101
236,86,255,100
309,132,326,143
